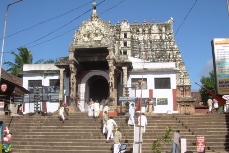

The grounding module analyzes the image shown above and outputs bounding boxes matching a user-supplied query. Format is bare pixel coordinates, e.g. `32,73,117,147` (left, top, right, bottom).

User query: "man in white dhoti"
103,111,108,134
88,98,94,117
138,113,147,133
93,102,100,120
77,96,83,112
106,117,118,143
128,103,135,126
103,103,109,116
58,101,65,123
99,102,103,112
113,127,122,153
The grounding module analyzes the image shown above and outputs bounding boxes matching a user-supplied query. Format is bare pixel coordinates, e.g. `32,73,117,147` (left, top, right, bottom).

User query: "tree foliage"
4,47,57,77
199,70,215,106
152,126,173,153
35,59,57,64
4,47,33,77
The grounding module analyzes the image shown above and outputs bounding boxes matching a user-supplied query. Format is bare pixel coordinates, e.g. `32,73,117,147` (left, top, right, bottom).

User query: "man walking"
88,98,94,117
172,130,180,153
113,127,122,153
128,103,135,126
138,113,147,133
93,101,100,120
207,97,213,113
103,111,108,134
106,117,118,143
58,101,65,123
103,103,109,116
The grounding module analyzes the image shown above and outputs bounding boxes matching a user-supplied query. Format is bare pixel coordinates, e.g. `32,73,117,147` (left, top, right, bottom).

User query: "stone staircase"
0,112,228,153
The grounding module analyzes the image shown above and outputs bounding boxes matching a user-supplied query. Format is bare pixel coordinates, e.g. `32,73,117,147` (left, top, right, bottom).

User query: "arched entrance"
88,75,109,102
79,70,109,111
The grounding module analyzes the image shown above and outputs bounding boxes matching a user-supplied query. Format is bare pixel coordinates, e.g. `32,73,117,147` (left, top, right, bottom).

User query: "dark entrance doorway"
89,75,109,102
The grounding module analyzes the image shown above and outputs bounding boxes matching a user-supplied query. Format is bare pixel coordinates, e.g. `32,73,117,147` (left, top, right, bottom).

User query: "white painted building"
22,60,178,114
23,64,69,113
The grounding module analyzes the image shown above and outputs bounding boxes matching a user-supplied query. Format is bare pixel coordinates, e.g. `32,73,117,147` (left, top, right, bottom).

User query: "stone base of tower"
68,105,78,113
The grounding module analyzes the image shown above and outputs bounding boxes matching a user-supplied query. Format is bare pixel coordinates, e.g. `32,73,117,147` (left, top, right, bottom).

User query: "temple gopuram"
23,2,195,114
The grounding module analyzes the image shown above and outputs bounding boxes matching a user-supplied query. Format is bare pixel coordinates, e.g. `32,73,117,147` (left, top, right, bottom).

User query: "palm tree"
4,47,33,77
35,59,57,64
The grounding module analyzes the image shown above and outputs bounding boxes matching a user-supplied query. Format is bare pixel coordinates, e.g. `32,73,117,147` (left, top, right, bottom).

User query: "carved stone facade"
55,3,194,113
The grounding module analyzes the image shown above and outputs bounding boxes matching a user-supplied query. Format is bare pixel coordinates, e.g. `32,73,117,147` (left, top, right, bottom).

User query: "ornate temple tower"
55,2,194,114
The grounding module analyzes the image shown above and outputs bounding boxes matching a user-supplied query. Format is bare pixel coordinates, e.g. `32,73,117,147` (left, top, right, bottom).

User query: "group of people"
87,98,109,120
127,102,148,133
207,97,219,113
57,98,182,153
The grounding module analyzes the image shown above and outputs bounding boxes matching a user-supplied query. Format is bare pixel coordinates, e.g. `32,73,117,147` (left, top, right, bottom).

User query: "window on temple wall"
28,80,42,87
124,33,127,38
124,41,127,47
48,79,60,94
131,78,147,90
49,79,60,86
123,51,127,55
154,78,171,89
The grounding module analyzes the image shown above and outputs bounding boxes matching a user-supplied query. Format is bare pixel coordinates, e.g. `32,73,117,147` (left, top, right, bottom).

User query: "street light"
0,0,22,83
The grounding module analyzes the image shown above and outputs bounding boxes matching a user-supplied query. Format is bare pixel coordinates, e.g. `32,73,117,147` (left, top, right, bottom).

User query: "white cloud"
199,59,213,77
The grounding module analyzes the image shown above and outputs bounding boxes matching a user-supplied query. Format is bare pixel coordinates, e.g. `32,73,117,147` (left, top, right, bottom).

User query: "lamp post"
0,0,22,83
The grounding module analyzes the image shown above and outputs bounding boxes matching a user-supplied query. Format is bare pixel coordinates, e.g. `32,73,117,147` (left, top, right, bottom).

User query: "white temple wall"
23,69,60,113
127,71,176,113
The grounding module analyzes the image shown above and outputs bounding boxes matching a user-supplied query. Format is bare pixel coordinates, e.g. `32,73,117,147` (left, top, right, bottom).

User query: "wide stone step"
1,113,229,153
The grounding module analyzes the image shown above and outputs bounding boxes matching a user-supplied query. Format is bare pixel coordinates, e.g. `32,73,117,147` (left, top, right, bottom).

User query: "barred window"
154,78,170,89
49,79,60,86
28,80,42,87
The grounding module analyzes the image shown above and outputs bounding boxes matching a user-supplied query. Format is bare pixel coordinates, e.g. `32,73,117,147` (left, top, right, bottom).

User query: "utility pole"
227,0,229,16
0,0,22,83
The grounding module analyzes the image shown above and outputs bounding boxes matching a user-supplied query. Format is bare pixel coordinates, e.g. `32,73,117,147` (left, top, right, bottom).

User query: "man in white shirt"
88,98,94,117
138,113,147,133
93,102,100,120
207,98,213,113
103,111,108,134
103,103,109,116
106,117,118,143
128,103,135,126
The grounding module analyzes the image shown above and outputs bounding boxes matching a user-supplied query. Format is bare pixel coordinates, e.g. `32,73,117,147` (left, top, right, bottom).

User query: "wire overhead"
2,0,94,40
28,0,128,50
175,0,198,36
6,0,128,53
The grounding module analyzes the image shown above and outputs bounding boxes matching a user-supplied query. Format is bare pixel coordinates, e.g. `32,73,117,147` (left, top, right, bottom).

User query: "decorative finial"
92,2,96,11
91,2,98,19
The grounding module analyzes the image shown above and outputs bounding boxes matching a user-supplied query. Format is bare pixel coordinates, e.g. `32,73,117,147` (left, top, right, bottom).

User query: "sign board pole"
133,125,143,153
181,138,186,153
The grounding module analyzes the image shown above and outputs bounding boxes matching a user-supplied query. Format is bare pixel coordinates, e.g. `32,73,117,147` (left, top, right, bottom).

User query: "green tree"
152,126,173,153
35,59,57,64
199,70,215,106
4,47,33,77
4,47,57,77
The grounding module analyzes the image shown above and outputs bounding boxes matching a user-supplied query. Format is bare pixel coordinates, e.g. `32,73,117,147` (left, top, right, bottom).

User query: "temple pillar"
69,63,77,113
113,73,118,106
59,68,65,102
122,66,127,96
108,60,115,101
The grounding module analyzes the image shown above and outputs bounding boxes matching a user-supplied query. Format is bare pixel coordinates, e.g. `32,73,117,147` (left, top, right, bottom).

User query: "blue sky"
0,0,228,91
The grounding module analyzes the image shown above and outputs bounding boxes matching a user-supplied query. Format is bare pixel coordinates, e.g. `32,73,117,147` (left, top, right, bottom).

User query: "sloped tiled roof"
1,69,29,94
